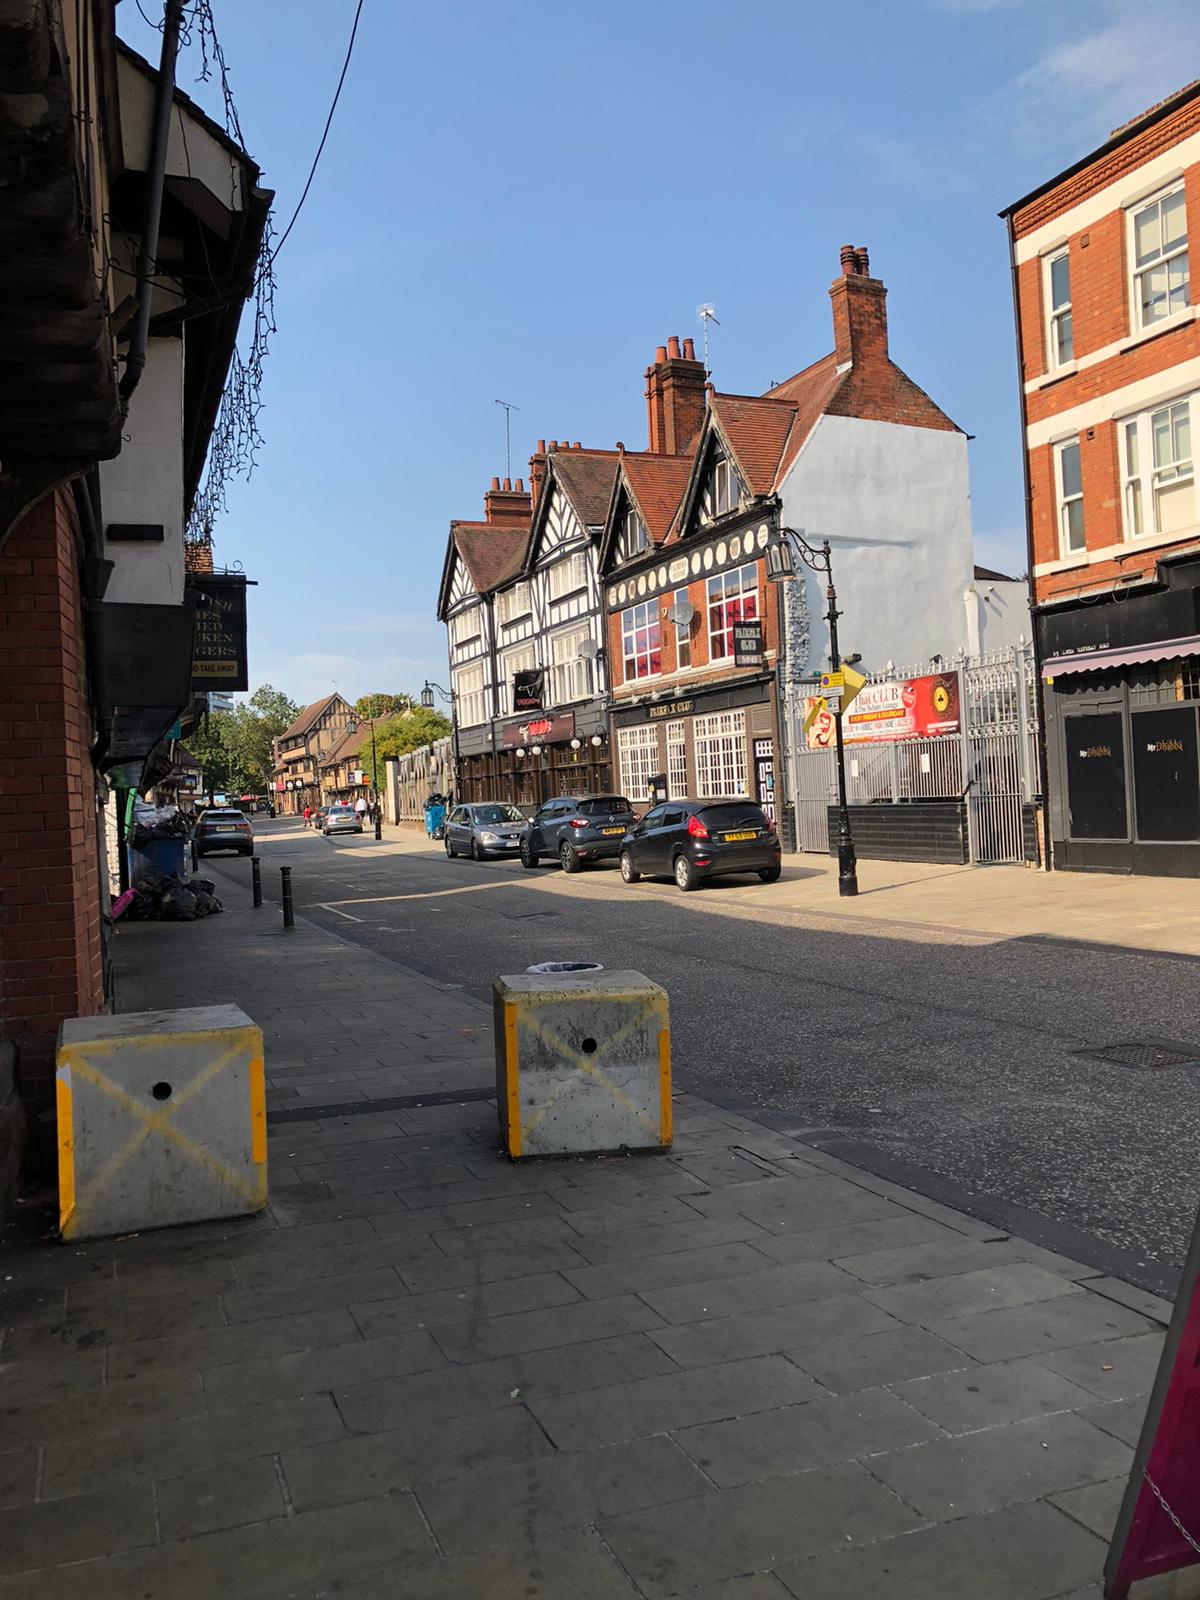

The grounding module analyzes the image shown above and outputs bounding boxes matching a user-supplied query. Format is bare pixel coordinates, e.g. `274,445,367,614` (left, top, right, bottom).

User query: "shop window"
621,600,661,681
694,709,748,798
1132,707,1200,840
666,720,688,797
617,725,659,799
1063,712,1127,839
707,564,759,660
1129,658,1200,706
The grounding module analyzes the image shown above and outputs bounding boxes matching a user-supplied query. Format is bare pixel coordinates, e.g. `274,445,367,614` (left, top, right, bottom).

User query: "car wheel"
445,835,456,858
758,863,782,883
559,841,582,874
619,849,640,884
470,837,481,861
674,853,698,892
520,839,538,869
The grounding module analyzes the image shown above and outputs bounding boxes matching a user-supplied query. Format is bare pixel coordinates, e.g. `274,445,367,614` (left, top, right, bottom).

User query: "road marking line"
319,904,365,921
320,883,512,907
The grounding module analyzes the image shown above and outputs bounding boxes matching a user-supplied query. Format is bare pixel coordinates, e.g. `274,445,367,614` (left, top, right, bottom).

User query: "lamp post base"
836,816,858,898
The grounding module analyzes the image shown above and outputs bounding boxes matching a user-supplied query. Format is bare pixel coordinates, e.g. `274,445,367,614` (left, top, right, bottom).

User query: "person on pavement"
303,804,312,829
355,795,369,826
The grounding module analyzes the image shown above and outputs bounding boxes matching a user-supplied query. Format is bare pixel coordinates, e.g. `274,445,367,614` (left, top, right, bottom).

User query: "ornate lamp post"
421,679,459,801
346,715,382,839
766,526,858,898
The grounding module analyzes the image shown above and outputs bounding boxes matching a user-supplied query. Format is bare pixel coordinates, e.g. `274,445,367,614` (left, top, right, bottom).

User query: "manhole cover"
1075,1039,1200,1071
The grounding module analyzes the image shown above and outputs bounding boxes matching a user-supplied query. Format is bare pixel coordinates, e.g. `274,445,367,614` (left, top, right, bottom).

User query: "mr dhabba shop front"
1039,557,1200,877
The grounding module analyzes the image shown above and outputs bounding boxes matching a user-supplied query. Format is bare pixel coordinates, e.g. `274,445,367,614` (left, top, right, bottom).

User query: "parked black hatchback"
521,794,638,873
619,798,781,891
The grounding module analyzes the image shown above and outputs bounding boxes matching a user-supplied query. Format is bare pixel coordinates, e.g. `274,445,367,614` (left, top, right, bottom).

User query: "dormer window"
709,456,743,519
620,505,648,560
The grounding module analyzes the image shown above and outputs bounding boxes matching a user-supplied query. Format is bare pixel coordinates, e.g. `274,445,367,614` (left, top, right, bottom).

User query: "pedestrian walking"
355,795,368,827
302,804,312,829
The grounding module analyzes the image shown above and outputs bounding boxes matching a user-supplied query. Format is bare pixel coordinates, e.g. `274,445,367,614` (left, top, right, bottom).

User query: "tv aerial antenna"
697,304,720,375
493,398,520,479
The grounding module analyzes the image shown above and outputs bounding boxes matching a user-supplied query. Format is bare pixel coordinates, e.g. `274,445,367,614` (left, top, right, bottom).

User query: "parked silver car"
323,803,363,836
444,802,527,860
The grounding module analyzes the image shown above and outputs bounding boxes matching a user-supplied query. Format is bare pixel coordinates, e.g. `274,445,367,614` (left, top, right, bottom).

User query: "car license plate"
723,830,757,842
602,827,625,836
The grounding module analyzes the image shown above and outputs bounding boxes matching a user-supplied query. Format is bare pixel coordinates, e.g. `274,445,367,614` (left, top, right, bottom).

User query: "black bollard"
251,855,262,909
280,865,294,930
190,838,198,872
374,805,382,841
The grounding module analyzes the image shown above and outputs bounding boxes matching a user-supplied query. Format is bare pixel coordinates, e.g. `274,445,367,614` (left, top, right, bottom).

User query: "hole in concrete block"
581,1038,598,1055
151,1082,172,1101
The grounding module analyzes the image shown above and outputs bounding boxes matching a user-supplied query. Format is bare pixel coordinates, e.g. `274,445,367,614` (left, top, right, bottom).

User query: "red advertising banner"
500,713,575,749
804,671,960,750
1106,1213,1200,1596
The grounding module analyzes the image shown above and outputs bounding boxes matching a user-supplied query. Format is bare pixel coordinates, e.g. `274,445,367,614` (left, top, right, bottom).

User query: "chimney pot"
682,337,696,360
856,245,870,276
490,476,501,490
667,335,681,359
655,345,668,364
616,441,625,453
840,244,857,277
515,477,524,491
536,439,546,454
573,441,581,450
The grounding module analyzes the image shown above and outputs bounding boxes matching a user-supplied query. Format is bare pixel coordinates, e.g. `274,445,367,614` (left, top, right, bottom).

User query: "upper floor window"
454,663,487,727
549,626,594,705
621,600,661,681
1122,398,1194,539
1044,249,1073,367
496,582,532,626
1054,438,1085,556
1129,185,1189,330
709,457,743,519
499,642,538,716
707,563,759,660
619,506,648,561
673,589,692,669
450,607,482,647
548,550,588,600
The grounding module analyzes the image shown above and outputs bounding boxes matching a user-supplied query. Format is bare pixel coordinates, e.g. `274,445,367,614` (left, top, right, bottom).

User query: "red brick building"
1003,82,1200,875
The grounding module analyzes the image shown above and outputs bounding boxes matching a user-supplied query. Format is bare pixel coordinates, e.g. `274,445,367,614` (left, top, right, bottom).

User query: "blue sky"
121,0,1200,708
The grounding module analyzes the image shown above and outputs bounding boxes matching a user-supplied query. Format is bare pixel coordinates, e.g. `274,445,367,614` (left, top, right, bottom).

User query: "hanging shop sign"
501,713,575,749
513,668,544,713
733,621,765,667
188,573,249,692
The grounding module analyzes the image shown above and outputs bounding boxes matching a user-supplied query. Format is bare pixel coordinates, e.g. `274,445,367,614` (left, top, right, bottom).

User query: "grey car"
323,803,363,836
444,802,527,860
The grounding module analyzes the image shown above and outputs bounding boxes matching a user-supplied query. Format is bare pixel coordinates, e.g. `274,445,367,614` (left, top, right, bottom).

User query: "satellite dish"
578,638,602,660
666,598,696,628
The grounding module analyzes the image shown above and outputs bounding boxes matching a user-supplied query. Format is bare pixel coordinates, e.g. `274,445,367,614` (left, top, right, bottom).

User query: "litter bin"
494,968,670,1158
126,836,187,884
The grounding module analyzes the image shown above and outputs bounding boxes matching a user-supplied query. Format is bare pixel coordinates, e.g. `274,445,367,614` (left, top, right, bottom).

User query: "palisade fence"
789,642,1040,865
385,737,455,825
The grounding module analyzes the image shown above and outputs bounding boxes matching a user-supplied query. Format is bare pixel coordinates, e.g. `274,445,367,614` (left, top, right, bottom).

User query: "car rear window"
202,810,244,821
698,803,768,829
578,797,634,816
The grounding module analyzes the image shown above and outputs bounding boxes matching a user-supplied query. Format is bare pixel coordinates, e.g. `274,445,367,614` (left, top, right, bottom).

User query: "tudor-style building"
438,454,618,804
270,692,353,814
601,252,979,835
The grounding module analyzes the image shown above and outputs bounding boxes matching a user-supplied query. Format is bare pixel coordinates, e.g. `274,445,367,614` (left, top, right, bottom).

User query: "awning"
1043,634,1200,679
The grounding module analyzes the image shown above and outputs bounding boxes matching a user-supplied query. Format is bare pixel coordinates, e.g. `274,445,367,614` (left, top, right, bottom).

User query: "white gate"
789,644,1039,866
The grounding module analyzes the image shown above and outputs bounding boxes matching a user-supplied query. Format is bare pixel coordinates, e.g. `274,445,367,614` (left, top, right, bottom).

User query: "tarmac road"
221,819,1200,1296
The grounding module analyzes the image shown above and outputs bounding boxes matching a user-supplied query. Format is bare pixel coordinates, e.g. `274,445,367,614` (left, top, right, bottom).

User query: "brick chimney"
830,244,888,369
528,440,549,514
483,476,531,524
645,334,707,454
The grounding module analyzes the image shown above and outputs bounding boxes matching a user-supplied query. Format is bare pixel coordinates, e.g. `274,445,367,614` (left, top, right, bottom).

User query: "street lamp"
768,526,858,898
421,679,459,802
346,715,383,840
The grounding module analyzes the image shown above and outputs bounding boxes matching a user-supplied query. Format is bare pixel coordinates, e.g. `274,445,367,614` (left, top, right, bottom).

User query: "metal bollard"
280,865,294,930
251,855,262,909
374,806,382,841
190,839,198,872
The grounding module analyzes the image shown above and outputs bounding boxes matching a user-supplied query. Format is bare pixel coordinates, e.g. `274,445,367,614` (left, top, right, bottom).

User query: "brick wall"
0,489,106,1127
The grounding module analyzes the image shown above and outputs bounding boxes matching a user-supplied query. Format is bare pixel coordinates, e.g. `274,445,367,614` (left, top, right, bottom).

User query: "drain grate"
1075,1039,1200,1072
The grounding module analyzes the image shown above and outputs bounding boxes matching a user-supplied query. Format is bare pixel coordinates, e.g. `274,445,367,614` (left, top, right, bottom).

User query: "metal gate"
789,643,1039,865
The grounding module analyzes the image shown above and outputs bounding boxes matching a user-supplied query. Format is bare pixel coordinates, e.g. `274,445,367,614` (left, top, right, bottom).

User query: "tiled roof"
621,454,693,545
279,693,341,741
709,393,803,495
975,563,1022,583
551,450,620,528
320,721,376,767
451,523,530,593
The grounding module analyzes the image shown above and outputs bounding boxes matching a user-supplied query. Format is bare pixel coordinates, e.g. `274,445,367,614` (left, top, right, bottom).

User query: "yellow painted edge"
249,1056,267,1165
55,1069,77,1240
504,1001,522,1158
56,1023,262,1057
658,1028,673,1147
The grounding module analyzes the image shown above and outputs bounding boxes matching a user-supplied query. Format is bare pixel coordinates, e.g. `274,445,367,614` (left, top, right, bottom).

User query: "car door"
630,805,666,871
448,806,469,849
643,806,684,873
536,799,569,853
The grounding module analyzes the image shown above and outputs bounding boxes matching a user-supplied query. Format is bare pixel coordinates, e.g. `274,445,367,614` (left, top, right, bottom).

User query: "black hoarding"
1064,712,1128,839
188,573,249,692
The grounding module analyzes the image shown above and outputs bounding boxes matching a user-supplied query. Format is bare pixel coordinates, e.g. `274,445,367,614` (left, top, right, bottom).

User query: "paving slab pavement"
0,862,1192,1597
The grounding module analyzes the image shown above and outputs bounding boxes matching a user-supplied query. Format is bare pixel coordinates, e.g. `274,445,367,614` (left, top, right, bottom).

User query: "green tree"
359,707,451,788
224,684,300,790
183,713,238,800
354,692,415,720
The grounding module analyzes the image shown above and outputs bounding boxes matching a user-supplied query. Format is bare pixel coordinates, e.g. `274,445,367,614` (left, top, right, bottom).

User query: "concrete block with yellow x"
493,969,671,1159
56,1005,268,1241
